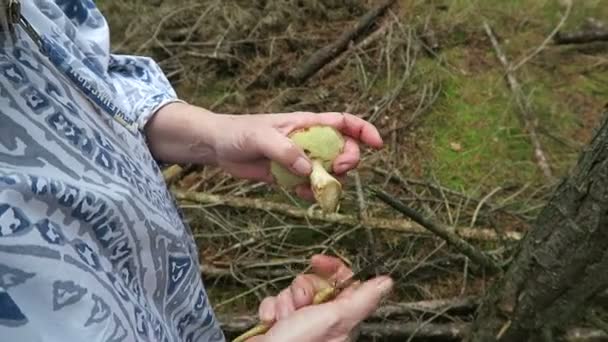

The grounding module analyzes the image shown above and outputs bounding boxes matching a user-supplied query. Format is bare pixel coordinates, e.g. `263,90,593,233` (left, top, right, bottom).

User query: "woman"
0,1,393,341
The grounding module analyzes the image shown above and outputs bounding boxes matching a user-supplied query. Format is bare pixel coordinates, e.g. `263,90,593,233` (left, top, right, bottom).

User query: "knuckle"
235,128,257,150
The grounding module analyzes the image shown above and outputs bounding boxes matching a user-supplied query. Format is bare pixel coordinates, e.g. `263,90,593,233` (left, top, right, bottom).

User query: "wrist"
144,101,221,165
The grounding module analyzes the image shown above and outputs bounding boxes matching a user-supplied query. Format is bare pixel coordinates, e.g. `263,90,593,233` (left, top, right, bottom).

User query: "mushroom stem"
309,159,342,213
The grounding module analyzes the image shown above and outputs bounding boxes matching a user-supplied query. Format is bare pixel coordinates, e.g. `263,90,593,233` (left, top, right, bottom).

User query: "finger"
275,288,296,320
310,254,354,283
290,274,314,308
252,128,311,177
280,112,383,149
258,296,277,323
332,137,360,175
289,273,338,308
221,159,274,183
334,276,393,322
294,184,315,201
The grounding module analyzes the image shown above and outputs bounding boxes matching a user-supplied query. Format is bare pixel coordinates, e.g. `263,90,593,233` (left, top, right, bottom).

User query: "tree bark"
466,112,608,341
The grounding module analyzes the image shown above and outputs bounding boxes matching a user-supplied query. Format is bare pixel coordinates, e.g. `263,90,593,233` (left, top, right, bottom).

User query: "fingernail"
375,276,393,296
292,157,312,175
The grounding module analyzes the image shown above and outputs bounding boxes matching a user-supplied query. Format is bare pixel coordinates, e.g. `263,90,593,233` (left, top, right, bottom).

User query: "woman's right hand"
248,255,393,342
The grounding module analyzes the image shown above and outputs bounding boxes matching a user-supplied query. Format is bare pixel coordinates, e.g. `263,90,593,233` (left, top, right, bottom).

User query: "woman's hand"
248,255,393,342
146,102,383,199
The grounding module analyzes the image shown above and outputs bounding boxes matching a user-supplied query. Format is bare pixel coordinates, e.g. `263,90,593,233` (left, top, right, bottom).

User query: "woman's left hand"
146,103,383,199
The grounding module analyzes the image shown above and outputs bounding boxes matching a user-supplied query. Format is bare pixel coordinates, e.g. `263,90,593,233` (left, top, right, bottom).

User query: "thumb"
333,276,393,322
253,128,312,177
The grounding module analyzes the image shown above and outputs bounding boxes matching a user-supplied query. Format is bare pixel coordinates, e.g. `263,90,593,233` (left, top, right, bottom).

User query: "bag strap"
0,0,19,44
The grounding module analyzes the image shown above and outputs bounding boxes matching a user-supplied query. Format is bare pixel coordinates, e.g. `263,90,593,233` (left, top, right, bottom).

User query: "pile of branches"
100,0,582,340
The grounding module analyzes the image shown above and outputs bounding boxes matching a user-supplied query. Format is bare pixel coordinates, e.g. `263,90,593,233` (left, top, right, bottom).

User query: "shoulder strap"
0,0,19,44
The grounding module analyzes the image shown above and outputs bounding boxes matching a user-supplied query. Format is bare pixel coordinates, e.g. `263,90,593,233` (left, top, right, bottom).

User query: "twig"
353,170,377,262
209,237,257,261
162,164,197,185
287,0,397,85
587,309,608,335
374,296,479,318
174,190,523,241
469,187,502,228
215,275,293,309
370,187,502,273
162,164,184,184
311,18,394,82
483,21,554,181
509,0,572,72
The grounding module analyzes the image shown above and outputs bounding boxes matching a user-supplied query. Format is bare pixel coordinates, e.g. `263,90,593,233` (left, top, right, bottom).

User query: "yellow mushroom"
270,125,345,213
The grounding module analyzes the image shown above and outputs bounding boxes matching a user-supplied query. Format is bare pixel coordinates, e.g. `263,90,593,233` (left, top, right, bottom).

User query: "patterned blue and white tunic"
0,1,225,341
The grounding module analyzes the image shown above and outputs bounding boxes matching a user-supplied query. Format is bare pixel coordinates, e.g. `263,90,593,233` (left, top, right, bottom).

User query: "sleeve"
49,0,184,131
105,53,185,130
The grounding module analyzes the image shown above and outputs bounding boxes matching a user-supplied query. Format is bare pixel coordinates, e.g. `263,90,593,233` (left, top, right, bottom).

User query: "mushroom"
270,125,345,213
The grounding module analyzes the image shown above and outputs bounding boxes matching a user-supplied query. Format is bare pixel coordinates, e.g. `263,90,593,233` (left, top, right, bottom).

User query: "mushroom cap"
271,125,345,188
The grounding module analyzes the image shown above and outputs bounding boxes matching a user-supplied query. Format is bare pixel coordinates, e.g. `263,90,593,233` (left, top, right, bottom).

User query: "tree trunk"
466,112,608,342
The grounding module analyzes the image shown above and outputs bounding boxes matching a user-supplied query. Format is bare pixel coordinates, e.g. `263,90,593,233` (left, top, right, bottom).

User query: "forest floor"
99,0,608,340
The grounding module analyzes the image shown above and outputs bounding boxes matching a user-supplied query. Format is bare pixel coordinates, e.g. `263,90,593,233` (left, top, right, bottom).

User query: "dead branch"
219,314,469,340
554,29,608,45
173,190,523,241
311,18,394,82
287,0,397,85
371,187,502,273
374,296,479,318
483,21,554,182
220,315,607,341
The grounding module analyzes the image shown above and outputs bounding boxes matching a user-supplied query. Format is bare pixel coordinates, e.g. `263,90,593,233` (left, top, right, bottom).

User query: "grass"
389,0,608,197
420,69,540,191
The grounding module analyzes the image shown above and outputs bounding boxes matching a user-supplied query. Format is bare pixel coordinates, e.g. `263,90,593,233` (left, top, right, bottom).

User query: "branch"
311,18,394,82
220,315,469,340
509,0,572,72
483,21,554,181
287,0,397,85
173,190,523,242
220,314,608,341
374,296,479,318
554,29,608,45
162,164,186,184
370,187,502,273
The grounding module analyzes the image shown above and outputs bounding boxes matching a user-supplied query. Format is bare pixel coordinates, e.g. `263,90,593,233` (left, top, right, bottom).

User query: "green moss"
420,68,541,192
